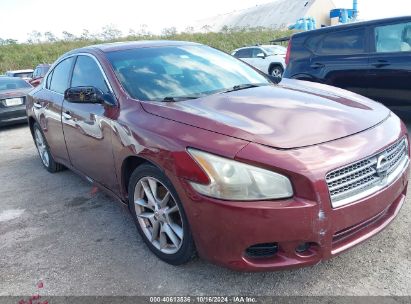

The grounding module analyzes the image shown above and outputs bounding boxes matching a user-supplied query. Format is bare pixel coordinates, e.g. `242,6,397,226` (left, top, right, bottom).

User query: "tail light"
285,38,292,65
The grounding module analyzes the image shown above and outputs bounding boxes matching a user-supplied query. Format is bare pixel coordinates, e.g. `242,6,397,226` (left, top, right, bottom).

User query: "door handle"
310,62,325,69
62,111,72,120
371,60,390,68
33,102,42,109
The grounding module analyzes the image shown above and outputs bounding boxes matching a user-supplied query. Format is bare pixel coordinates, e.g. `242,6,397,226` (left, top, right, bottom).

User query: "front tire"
270,65,284,79
128,163,196,265
33,122,64,173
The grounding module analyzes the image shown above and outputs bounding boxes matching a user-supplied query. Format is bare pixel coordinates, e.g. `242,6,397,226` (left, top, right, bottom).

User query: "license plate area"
4,98,23,107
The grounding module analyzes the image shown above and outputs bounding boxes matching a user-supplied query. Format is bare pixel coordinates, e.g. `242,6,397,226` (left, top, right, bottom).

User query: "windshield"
0,78,31,91
106,45,270,101
262,45,287,55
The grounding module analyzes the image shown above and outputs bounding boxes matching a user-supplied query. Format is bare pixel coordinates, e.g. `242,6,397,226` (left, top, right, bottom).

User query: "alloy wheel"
34,128,50,167
133,176,184,254
271,67,283,78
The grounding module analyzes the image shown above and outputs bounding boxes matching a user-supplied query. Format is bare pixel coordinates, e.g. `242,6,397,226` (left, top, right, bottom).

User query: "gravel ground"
0,120,410,297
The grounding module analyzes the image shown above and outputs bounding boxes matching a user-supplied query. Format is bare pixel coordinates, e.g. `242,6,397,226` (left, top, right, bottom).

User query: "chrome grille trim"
326,137,409,208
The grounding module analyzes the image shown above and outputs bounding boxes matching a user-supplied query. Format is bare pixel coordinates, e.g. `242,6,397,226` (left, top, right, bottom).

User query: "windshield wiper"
161,84,269,101
220,83,268,94
162,96,200,102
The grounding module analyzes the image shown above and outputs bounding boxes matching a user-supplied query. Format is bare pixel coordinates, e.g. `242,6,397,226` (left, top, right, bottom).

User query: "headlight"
187,148,293,201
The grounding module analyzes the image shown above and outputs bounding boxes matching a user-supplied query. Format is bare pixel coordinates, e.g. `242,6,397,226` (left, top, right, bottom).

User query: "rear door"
308,27,370,97
367,20,411,108
33,57,75,164
62,54,118,191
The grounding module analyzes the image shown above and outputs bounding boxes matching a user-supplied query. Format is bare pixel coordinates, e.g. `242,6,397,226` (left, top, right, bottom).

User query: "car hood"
140,79,390,149
0,88,32,99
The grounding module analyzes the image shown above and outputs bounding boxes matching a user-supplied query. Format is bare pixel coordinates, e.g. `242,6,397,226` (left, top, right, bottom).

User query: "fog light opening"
295,242,311,254
245,243,278,259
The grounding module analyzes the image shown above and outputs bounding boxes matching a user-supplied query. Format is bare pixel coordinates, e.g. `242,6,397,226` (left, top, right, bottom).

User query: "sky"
1,0,411,42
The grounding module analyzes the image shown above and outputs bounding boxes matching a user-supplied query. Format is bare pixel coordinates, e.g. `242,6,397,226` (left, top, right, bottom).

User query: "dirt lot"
0,119,411,296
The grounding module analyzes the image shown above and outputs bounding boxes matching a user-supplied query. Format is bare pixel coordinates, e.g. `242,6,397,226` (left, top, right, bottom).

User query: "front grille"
326,137,408,208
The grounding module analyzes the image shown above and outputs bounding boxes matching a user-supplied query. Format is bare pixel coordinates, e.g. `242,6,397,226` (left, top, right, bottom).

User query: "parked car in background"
29,64,51,87
5,69,34,81
0,77,32,126
27,41,409,271
232,45,286,79
284,16,411,111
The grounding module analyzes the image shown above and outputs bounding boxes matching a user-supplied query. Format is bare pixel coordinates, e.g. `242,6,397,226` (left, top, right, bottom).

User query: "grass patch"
0,29,292,73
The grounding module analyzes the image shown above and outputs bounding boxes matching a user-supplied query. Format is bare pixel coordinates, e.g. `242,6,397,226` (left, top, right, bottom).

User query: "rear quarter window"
375,22,411,53
48,57,74,94
316,28,366,55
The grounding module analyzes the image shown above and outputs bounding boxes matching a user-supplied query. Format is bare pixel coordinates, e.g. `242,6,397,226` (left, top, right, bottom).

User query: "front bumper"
176,113,409,271
0,104,27,126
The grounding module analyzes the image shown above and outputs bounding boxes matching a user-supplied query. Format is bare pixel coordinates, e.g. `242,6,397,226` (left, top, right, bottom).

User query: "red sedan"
26,41,409,271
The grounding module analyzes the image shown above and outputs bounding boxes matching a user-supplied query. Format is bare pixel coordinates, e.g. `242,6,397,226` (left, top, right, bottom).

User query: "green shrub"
0,29,292,73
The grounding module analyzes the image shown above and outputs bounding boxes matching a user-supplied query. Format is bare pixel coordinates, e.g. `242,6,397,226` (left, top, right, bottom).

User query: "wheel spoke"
151,221,160,242
159,191,171,208
137,212,154,220
39,148,48,166
134,198,153,210
141,180,156,206
159,229,167,250
148,178,158,201
163,223,180,247
166,205,178,214
35,130,42,144
169,223,183,240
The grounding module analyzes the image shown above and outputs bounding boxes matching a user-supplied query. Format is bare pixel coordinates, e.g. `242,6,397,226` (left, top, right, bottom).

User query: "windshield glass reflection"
107,45,270,101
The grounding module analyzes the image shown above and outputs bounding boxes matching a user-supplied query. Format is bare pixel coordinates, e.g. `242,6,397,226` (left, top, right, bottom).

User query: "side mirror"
64,86,116,106
256,53,266,59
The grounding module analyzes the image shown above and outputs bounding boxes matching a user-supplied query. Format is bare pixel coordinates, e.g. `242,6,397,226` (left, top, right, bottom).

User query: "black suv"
283,16,411,110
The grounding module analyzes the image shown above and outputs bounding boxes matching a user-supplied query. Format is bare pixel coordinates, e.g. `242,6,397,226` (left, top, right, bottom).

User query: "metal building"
194,0,336,31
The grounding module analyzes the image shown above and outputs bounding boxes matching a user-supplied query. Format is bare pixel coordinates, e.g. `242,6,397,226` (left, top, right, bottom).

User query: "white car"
5,69,34,81
231,45,286,79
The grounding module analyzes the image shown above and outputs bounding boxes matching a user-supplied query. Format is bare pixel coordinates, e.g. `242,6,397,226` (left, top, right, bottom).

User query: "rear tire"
33,122,64,173
128,163,196,265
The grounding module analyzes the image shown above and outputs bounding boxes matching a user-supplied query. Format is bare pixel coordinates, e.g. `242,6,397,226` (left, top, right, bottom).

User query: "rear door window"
375,22,411,53
234,48,252,58
318,28,366,55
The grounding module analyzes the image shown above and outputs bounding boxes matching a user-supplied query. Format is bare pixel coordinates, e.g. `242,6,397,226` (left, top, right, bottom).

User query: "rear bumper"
0,105,27,126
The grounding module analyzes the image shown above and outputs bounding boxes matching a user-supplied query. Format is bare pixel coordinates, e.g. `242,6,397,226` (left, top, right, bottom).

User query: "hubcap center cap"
154,210,165,221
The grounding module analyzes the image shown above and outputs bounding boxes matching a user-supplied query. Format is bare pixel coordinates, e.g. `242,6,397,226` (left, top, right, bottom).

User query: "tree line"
0,24,289,45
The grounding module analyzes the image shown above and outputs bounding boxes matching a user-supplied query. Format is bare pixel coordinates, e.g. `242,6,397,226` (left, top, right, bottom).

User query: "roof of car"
6,69,34,73
0,76,28,81
293,15,411,38
73,40,202,53
233,44,286,52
